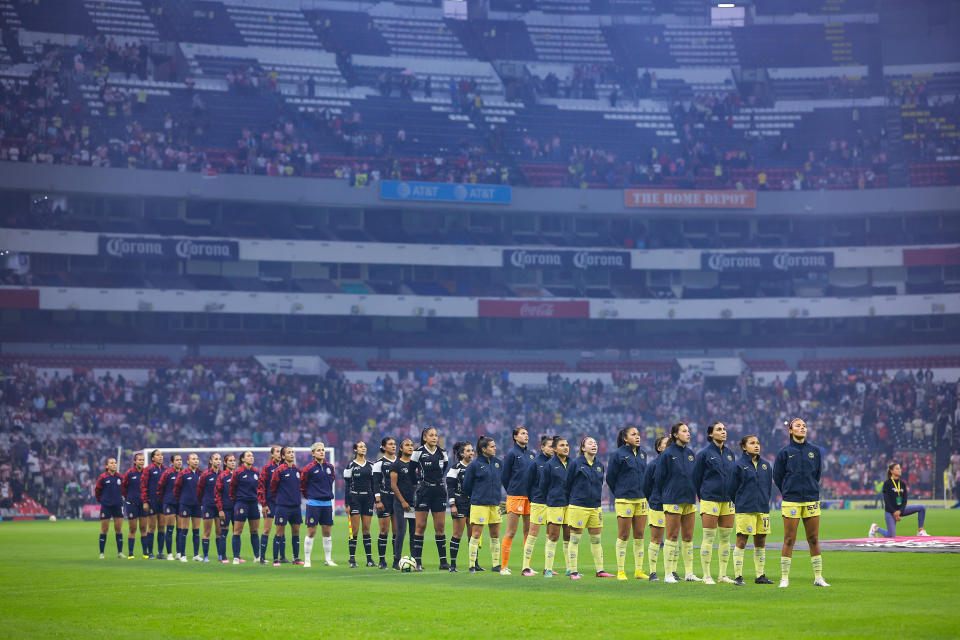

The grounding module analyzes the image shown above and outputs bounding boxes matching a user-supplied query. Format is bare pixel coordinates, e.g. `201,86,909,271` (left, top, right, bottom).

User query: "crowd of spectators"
1,356,955,517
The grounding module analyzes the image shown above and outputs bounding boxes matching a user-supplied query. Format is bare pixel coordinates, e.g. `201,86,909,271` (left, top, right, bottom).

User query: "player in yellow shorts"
538,436,571,577
520,435,555,576
692,422,738,584
607,426,650,581
565,437,614,579
654,423,699,583
730,435,775,586
461,436,503,573
773,418,829,588
642,436,671,581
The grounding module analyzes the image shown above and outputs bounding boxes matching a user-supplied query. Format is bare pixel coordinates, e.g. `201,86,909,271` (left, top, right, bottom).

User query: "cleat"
293,559,304,566
522,568,536,577
917,529,930,537
193,555,202,562
259,558,267,566
325,559,338,567
499,567,512,575
449,565,459,573
664,573,678,584
166,554,174,561
564,570,573,577
128,555,135,560
202,557,210,563
468,567,476,574
99,553,105,559
755,574,774,585
366,560,376,568
232,558,240,565
118,553,126,559
672,572,681,581
221,559,229,564
868,523,879,538
237,558,246,563
569,572,582,580
392,561,400,571
634,570,649,580
492,565,501,573
303,559,311,568
254,557,260,564
474,564,485,572
438,562,450,571
616,571,628,581
596,571,615,578
718,576,735,584
378,559,388,570
175,553,181,560
273,561,281,567
733,576,745,586
179,556,188,563
543,570,555,578
143,555,150,560
703,576,716,585
778,578,789,588
813,577,831,587
279,558,291,564
648,571,659,582
684,573,702,582
413,564,423,572
349,559,359,569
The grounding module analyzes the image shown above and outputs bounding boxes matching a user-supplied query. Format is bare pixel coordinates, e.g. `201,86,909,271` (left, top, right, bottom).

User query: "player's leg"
139,514,151,558
588,522,610,578
468,522,483,572
632,513,648,579
113,516,124,558
202,515,214,562
647,519,664,580
361,514,374,566
126,507,139,558
488,522,501,571
348,512,360,567
567,522,583,578
615,511,631,579
377,512,392,569
699,510,718,582
544,522,560,576
290,522,302,564
716,512,735,582
303,520,317,568
662,511,681,582
98,514,109,558
432,508,448,570
753,534,771,583
802,515,828,586
733,532,748,584
779,514,800,587
191,515,202,560
521,520,541,575
391,498,406,569
501,507,520,571
877,509,896,537
412,508,428,569
321,505,336,566
248,517,261,562
450,512,466,571
901,504,927,534
680,510,698,581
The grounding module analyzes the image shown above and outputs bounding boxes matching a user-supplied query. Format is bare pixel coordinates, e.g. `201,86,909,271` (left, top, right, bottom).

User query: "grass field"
2,509,959,639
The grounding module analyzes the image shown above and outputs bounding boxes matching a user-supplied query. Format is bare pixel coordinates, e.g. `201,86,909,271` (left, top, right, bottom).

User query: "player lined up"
97,419,829,586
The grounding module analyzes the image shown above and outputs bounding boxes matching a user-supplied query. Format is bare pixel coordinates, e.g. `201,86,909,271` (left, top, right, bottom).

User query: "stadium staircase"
884,103,909,187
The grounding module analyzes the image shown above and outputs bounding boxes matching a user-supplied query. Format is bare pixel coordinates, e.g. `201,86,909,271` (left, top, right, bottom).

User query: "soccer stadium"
1,0,959,636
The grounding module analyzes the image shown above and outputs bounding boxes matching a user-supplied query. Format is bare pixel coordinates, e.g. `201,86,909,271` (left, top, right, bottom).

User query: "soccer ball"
48,515,56,522
398,555,416,572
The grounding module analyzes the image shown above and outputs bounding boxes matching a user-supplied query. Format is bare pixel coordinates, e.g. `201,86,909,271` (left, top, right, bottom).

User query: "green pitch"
2,509,959,639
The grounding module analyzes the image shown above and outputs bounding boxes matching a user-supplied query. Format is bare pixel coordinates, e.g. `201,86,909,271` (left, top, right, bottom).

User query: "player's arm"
173,471,183,501
462,463,475,499
813,448,822,484
197,472,207,503
256,472,267,508
654,453,668,496
605,452,620,494
229,470,239,504
299,464,310,498
692,451,706,500
390,470,407,509
563,459,578,504
94,474,104,502
140,468,151,506
772,450,785,491
501,450,514,491
121,471,130,500
270,467,282,501
215,475,224,512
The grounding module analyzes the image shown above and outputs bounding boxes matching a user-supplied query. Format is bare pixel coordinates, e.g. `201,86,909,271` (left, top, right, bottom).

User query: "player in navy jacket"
157,453,182,560
564,437,614,580
654,422,698,583
95,457,124,559
372,437,398,569
411,427,450,571
692,422,738,584
773,418,829,588
214,453,236,563
258,445,282,564
197,453,222,562
519,434,554,576
343,441,376,568
173,453,202,562
230,450,262,563
500,427,535,573
121,452,146,559
539,436,571,577
462,435,503,573
301,441,337,568
139,449,164,559
730,435,775,586
642,436,670,581
270,446,304,566
606,426,649,581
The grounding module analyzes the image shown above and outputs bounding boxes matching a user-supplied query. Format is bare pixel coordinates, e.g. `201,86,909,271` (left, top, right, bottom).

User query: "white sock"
304,536,314,561
322,536,333,560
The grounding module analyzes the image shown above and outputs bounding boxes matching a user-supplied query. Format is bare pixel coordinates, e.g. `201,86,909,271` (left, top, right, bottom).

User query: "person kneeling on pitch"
869,462,930,539
730,435,775,586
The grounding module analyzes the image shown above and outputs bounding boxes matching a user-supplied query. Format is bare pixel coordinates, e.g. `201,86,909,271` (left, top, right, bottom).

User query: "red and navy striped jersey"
95,472,123,506
231,467,260,504
259,462,279,505
158,467,179,504
215,470,234,512
140,462,164,503
270,463,302,507
300,460,335,500
121,467,143,502
174,468,201,506
197,469,219,507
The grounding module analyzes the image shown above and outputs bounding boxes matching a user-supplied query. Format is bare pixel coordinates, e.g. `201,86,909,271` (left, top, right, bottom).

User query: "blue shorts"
274,505,303,526
201,505,218,519
179,504,202,519
415,484,447,513
233,500,260,523
264,502,277,519
100,504,123,520
349,493,374,517
163,503,178,516
145,501,160,516
306,505,333,527
124,502,144,520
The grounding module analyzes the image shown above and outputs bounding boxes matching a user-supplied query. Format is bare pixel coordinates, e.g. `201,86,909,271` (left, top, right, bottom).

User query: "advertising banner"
478,300,589,318
700,251,834,272
98,236,239,261
381,180,511,204
625,189,756,209
502,249,630,270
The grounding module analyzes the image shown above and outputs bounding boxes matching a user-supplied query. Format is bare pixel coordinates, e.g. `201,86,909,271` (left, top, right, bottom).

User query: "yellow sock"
563,540,571,571
632,539,645,573
811,554,823,579
500,536,513,568
590,535,604,573
700,527,717,579
717,527,733,578
755,547,766,576
647,540,660,574
490,537,501,568
521,532,537,571
681,540,694,576
468,537,479,568
568,533,581,573
544,538,557,572
732,546,745,578
615,538,628,573
780,556,792,579
663,539,678,575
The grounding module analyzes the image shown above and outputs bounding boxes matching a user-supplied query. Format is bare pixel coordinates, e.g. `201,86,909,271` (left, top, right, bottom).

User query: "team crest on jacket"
596,466,602,473
253,474,258,480
688,455,694,461
325,467,332,474
495,462,500,468
808,452,815,458
529,454,535,459
761,464,768,470
727,455,733,461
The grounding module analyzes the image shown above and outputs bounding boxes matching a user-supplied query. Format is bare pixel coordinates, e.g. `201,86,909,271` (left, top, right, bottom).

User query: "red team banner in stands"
624,189,757,209
478,300,590,319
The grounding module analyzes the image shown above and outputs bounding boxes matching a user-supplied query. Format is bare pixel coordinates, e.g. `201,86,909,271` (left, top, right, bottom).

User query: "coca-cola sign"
503,250,630,270
701,251,833,272
98,236,239,261
478,300,590,318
